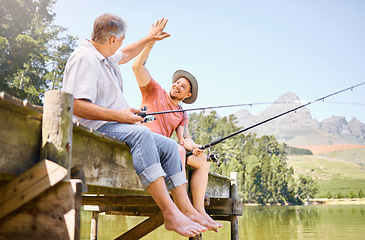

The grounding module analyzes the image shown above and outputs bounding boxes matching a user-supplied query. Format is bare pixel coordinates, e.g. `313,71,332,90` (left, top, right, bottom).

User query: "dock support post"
230,172,239,240
90,211,99,240
40,90,74,178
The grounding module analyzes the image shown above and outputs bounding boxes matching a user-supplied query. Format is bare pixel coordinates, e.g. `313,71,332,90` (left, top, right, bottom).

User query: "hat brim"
172,70,198,104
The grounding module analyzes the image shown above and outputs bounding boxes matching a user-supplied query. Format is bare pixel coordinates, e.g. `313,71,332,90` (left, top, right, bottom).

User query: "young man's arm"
176,125,204,157
119,18,170,65
132,41,155,87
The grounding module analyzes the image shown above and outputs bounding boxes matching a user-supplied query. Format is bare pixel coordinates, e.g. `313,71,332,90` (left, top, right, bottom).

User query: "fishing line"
138,101,365,118
185,81,365,157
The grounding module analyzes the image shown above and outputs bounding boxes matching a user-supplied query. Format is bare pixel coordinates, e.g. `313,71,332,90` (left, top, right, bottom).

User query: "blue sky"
54,0,365,123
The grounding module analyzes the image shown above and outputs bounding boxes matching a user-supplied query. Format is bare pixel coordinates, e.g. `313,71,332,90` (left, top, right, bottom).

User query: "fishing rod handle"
185,139,223,157
137,112,147,118
185,146,205,157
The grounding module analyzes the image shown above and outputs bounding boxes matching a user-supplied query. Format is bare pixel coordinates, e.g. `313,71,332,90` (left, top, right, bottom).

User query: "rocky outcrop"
233,92,365,145
320,116,351,135
348,117,365,139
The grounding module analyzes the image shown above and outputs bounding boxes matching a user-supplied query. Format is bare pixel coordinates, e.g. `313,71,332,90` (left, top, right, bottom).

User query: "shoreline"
242,198,365,206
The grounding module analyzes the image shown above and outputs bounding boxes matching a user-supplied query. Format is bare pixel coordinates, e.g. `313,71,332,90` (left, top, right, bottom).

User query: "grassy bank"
287,147,365,198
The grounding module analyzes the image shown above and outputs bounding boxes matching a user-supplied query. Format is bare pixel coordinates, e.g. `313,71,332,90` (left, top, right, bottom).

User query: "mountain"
233,92,365,146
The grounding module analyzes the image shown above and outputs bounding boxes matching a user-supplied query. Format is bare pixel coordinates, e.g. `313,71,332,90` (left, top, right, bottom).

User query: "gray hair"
91,13,128,44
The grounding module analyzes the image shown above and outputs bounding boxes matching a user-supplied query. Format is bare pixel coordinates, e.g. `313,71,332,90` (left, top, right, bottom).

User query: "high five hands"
149,18,170,41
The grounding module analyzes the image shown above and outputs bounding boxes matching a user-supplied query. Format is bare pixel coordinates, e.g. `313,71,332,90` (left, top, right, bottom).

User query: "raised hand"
149,18,171,41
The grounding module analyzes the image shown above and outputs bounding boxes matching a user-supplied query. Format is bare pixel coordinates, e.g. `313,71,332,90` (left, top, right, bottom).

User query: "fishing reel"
138,106,156,123
206,148,222,167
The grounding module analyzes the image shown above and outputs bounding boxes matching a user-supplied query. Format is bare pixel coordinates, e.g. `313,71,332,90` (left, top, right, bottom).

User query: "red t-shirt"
140,78,189,138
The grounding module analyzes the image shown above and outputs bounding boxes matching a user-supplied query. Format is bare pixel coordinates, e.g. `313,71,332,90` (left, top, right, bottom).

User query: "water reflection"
241,205,365,240
81,205,365,240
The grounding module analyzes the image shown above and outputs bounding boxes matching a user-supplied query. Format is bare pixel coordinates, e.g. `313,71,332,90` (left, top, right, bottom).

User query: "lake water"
80,204,365,239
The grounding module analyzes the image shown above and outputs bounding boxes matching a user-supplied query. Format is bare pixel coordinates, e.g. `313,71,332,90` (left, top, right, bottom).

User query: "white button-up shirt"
63,39,130,130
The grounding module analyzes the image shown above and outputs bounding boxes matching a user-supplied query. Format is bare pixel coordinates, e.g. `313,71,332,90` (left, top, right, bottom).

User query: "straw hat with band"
172,70,198,104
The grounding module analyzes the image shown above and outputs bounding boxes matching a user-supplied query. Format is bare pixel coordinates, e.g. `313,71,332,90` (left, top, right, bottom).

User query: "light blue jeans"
97,122,187,191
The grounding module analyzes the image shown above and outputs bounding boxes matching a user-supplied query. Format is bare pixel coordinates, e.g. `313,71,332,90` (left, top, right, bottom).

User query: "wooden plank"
0,91,43,119
83,196,241,216
71,126,144,191
0,101,42,174
205,198,242,216
40,90,73,177
0,179,82,240
206,172,232,198
0,159,67,219
85,205,161,217
114,211,164,240
82,195,156,206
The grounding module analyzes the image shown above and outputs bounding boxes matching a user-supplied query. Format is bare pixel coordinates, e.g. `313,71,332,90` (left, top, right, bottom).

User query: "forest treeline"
188,111,318,204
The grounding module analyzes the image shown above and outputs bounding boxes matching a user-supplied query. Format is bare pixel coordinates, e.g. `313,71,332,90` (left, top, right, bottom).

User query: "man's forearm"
73,99,143,124
73,99,118,121
119,36,153,64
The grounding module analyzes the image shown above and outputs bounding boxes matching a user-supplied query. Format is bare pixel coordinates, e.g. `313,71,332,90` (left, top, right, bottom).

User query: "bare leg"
187,155,223,230
146,177,206,237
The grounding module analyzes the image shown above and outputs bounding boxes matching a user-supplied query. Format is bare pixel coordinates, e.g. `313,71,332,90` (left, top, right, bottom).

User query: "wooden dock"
0,90,242,239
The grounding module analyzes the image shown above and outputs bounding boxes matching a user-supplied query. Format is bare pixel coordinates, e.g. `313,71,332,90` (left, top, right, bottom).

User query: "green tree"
335,192,343,199
0,0,77,105
326,191,332,199
358,189,364,198
242,155,261,203
188,111,298,204
297,175,319,203
348,189,356,199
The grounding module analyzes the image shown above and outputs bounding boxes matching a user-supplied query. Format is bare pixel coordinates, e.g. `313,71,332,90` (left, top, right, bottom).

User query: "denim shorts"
97,122,187,190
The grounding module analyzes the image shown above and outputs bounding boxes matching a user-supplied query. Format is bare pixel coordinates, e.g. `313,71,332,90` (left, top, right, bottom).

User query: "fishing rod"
138,102,274,118
138,100,365,119
186,82,365,158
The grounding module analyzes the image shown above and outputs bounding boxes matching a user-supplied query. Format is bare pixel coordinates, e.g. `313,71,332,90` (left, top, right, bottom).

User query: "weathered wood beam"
0,159,67,219
90,211,99,240
84,205,161,217
83,195,242,216
230,172,240,240
114,211,164,240
0,179,82,240
205,198,242,216
82,195,156,206
40,90,73,178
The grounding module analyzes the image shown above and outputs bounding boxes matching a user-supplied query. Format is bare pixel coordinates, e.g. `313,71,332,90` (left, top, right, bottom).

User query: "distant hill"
234,92,365,146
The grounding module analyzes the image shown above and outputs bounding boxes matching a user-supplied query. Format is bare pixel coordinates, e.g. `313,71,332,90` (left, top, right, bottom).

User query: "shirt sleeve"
140,78,158,102
63,56,98,103
111,50,123,63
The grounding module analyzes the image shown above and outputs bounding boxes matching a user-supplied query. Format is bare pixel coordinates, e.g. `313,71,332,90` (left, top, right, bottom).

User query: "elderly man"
62,13,213,237
132,41,223,231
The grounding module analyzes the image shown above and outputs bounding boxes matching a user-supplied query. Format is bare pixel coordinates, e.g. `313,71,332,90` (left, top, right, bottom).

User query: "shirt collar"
82,39,107,63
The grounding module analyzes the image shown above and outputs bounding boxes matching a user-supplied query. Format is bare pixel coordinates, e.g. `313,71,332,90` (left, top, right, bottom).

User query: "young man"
132,41,223,231
62,13,214,237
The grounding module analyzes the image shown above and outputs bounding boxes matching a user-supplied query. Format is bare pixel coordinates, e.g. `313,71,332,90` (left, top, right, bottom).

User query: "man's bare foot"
182,207,220,231
199,210,223,232
163,208,207,237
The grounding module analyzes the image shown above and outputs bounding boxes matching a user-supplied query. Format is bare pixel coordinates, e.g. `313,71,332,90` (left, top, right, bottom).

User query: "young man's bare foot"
182,207,220,231
198,209,223,232
163,208,207,237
